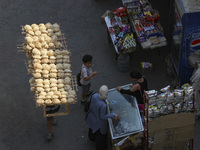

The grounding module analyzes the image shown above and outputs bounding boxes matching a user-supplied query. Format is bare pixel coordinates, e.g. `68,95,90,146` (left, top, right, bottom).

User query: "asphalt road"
0,0,199,150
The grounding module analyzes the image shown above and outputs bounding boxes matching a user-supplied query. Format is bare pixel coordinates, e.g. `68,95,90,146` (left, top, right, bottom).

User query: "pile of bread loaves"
22,23,76,106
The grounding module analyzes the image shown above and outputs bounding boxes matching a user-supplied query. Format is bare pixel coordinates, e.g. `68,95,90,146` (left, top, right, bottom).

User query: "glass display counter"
107,84,144,140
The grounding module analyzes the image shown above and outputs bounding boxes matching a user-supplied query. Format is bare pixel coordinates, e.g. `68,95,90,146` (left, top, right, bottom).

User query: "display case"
170,0,200,86
107,84,144,140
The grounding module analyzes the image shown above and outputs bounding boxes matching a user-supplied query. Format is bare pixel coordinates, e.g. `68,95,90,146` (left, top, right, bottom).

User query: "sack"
76,72,82,86
84,92,96,112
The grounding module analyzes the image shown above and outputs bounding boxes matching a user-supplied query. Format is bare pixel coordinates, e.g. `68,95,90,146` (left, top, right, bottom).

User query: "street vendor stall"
104,2,167,71
122,0,167,49
107,84,144,150
143,84,194,150
19,22,77,117
104,7,137,72
105,7,137,55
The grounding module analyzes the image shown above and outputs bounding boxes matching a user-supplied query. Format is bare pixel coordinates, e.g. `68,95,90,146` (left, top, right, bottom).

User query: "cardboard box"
148,112,194,150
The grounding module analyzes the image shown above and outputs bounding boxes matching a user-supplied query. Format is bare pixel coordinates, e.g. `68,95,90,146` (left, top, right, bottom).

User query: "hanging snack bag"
166,92,174,103
146,90,157,97
148,107,154,118
181,83,190,89
184,86,193,102
158,92,167,101
160,105,168,115
187,101,193,112
174,89,184,97
174,102,182,113
167,103,174,113
174,89,184,102
146,90,158,103
160,85,170,93
153,108,160,118
185,86,193,96
182,102,188,112
149,104,158,118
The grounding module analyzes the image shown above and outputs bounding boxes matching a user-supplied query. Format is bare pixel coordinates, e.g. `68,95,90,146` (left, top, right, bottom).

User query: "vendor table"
132,21,167,49
122,0,168,50
105,16,119,54
104,16,136,59
107,84,144,149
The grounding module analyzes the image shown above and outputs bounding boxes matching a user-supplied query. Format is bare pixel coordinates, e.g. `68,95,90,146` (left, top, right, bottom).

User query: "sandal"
47,133,54,141
52,120,57,126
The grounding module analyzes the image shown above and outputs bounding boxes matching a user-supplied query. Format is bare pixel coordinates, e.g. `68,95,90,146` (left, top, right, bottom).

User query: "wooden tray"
43,103,69,117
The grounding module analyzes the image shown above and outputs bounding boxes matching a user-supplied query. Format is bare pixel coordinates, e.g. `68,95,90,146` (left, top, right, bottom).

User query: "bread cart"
19,23,78,117
107,84,144,150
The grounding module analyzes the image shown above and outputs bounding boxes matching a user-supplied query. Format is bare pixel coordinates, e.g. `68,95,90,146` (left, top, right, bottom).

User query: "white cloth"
99,85,108,100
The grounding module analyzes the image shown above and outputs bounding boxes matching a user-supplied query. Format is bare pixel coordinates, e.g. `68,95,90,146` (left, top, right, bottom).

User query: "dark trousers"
95,129,107,150
88,128,107,150
88,128,95,142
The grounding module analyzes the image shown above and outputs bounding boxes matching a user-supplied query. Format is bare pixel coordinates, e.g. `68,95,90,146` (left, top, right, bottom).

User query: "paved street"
0,0,199,150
